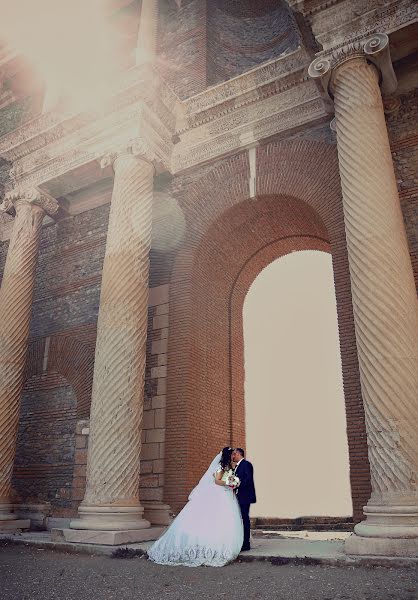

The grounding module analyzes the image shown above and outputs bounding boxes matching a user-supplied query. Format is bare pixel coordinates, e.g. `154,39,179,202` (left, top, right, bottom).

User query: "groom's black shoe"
240,545,251,552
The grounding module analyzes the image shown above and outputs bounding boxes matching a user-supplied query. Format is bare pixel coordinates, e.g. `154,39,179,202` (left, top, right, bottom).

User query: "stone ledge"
56,526,165,546
1,532,417,567
0,519,30,532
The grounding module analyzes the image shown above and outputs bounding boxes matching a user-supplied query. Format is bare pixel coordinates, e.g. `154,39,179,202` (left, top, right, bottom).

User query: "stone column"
310,35,418,557
135,0,159,65
68,140,165,545
0,188,58,531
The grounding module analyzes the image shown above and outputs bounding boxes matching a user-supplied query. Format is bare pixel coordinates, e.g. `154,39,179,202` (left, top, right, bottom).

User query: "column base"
0,519,30,532
345,504,418,557
142,501,173,526
13,503,51,530
345,534,418,557
60,526,165,546
0,502,17,521
70,504,151,531
0,501,30,531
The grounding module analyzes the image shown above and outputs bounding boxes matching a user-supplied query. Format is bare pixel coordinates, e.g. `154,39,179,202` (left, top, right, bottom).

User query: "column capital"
308,33,397,98
1,187,58,217
100,138,158,171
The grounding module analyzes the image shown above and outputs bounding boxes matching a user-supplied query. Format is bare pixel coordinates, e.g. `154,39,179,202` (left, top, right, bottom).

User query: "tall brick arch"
23,327,96,419
12,328,96,513
165,140,371,520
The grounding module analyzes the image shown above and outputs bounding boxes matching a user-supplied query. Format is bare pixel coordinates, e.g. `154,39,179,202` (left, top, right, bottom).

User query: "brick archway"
24,327,96,418
14,328,96,515
165,140,371,520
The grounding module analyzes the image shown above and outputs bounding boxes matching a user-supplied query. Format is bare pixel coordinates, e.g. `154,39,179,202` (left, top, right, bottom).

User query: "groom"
231,447,256,551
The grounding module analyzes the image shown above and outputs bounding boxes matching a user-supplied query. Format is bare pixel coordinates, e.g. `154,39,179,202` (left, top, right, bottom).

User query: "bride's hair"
220,447,233,471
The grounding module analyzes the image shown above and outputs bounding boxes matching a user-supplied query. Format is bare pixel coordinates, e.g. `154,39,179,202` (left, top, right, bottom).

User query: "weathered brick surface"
29,205,109,338
12,373,77,515
157,0,208,99
207,0,300,85
157,0,301,97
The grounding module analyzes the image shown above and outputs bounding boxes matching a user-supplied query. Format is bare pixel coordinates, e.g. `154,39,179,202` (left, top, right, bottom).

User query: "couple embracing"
148,447,256,567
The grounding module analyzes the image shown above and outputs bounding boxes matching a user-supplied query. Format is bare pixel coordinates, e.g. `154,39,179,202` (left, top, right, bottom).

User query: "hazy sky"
244,251,352,518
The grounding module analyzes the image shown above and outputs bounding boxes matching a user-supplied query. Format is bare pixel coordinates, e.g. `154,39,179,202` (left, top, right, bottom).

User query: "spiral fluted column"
0,188,57,528
310,35,418,557
69,142,157,538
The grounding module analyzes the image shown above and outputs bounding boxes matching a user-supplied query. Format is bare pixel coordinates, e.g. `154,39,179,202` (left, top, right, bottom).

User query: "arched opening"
243,251,352,519
165,142,371,520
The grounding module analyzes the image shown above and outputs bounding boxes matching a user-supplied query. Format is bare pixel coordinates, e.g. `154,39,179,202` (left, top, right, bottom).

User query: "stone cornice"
180,47,311,125
308,0,418,51
0,70,176,195
286,1,344,16
0,64,176,171
0,1,415,190
175,88,332,173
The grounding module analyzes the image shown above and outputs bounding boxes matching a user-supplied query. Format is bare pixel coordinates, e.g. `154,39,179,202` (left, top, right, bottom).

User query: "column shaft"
136,0,159,65
71,152,154,531
333,58,418,550
0,200,45,521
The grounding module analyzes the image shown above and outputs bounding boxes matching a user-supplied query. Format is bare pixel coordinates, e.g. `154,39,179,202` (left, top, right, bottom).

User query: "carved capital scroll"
100,138,158,171
1,187,58,217
309,33,397,98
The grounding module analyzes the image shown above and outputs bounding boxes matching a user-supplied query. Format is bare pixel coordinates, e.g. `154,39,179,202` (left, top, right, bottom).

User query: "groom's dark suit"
234,459,256,550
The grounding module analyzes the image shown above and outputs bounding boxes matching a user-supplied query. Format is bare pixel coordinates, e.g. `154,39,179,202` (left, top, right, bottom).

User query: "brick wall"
157,0,208,99
140,284,170,508
12,373,77,517
207,0,300,86
28,205,108,338
156,0,301,98
71,420,90,510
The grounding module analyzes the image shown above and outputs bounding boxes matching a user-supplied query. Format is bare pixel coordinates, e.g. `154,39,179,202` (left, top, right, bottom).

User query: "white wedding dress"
147,453,244,567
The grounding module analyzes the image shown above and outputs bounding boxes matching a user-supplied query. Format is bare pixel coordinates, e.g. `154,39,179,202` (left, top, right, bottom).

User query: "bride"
147,447,244,567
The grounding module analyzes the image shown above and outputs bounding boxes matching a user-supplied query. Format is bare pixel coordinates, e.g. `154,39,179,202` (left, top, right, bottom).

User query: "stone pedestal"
0,188,58,530
310,35,418,557
0,518,31,532
70,141,157,539
143,502,173,526
61,526,165,546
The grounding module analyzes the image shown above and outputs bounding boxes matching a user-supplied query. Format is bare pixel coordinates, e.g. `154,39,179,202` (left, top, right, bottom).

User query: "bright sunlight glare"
0,0,118,112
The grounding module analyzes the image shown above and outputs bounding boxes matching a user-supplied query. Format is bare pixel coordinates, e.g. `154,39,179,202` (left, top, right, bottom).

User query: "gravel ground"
0,542,416,600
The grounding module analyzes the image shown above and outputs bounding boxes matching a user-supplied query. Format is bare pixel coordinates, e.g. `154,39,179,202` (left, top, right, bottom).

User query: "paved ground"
0,542,417,600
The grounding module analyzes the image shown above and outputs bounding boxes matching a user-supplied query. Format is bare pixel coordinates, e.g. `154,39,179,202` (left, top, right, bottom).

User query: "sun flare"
0,0,118,112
